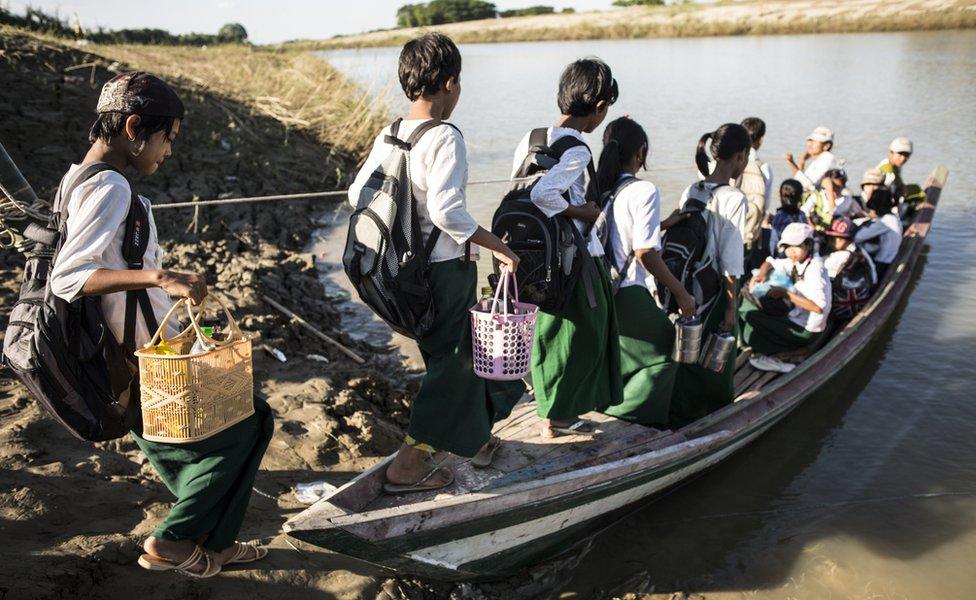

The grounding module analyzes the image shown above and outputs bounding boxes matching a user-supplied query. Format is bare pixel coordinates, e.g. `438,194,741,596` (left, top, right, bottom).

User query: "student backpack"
2,163,159,442
343,119,459,340
594,175,640,294
490,128,599,312
831,249,875,320
657,182,723,318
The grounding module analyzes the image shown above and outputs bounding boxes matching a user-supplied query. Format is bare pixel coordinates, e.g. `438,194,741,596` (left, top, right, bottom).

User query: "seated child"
823,216,877,281
769,179,808,258
741,222,831,373
854,187,902,279
824,216,877,320
802,168,858,226
852,168,884,219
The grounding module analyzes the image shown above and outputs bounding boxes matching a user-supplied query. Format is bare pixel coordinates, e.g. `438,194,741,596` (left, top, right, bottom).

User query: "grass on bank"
80,41,388,157
285,0,976,50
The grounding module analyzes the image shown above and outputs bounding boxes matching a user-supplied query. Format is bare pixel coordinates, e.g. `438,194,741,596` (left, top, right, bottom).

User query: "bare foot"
143,536,212,575
386,444,452,487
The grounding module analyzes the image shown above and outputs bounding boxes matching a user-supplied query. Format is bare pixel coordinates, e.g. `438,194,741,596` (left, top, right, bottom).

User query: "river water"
321,31,976,598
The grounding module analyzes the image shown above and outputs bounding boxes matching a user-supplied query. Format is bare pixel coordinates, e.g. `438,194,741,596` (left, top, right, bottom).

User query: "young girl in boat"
49,72,272,577
595,117,696,428
510,57,623,438
668,123,751,427
743,222,831,373
854,187,902,279
785,126,838,192
347,33,523,492
768,179,808,258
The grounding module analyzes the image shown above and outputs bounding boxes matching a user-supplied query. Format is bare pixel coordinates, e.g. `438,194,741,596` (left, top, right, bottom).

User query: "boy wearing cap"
785,126,838,192
50,72,273,577
879,137,913,200
855,187,902,279
743,222,831,373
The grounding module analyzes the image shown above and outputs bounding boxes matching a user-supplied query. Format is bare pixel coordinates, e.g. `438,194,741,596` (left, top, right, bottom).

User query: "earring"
130,140,145,158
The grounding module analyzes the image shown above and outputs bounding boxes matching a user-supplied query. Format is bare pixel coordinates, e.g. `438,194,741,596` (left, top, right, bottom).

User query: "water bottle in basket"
469,268,538,381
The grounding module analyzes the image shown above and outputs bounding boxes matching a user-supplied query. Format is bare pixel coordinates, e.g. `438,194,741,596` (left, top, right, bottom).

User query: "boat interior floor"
369,351,780,511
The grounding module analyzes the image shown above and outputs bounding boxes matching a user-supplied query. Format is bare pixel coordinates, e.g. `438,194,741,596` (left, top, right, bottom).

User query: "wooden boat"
285,167,948,581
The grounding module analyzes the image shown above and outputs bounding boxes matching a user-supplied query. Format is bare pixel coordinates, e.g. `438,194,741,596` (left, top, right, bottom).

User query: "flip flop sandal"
138,544,221,578
540,419,594,439
383,465,455,495
223,540,268,566
471,436,501,469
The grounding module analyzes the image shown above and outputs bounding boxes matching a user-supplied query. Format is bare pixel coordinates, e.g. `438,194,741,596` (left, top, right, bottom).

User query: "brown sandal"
223,540,268,566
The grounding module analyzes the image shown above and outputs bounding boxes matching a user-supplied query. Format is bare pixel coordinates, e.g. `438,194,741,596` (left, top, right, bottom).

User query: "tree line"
396,1,584,28
0,7,249,46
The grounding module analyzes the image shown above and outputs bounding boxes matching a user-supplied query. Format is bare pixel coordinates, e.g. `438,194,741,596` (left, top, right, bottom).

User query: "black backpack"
491,128,598,313
343,119,459,340
831,249,876,320
2,163,159,442
657,181,723,317
594,175,640,294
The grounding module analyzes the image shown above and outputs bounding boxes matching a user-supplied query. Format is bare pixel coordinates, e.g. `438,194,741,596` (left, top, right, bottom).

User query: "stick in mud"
261,294,367,364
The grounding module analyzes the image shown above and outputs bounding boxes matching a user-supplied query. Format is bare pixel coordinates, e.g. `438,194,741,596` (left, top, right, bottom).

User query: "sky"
4,0,621,44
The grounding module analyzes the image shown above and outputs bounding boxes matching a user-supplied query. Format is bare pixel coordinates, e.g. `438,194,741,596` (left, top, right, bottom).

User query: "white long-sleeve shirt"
794,151,838,191
50,164,180,348
348,120,479,262
511,126,603,257
678,182,748,278
854,212,902,264
607,177,662,291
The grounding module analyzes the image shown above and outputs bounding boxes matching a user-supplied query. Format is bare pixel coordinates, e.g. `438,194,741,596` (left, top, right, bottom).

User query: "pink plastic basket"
469,269,539,381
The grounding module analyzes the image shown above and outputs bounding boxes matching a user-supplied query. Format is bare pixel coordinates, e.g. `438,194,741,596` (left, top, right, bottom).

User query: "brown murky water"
322,30,976,598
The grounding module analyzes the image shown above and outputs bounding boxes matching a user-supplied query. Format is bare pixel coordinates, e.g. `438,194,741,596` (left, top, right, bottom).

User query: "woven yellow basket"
135,295,254,443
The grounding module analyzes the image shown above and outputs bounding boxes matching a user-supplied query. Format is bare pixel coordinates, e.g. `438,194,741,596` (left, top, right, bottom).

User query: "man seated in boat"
741,222,831,373
878,137,926,224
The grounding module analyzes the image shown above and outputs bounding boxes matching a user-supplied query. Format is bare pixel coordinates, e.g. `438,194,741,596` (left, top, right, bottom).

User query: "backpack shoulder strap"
528,127,548,149
121,193,159,353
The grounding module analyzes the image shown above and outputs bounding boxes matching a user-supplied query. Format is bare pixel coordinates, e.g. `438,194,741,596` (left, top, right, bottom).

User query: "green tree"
396,0,496,27
612,0,665,6
217,22,248,43
499,5,555,18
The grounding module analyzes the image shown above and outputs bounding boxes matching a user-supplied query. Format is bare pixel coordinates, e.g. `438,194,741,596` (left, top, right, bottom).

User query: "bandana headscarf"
96,71,185,119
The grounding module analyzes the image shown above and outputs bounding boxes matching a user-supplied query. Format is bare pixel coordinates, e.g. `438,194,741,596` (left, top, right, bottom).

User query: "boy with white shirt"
509,57,623,438
785,126,838,191
744,222,831,373
854,187,902,279
738,117,773,266
348,33,522,492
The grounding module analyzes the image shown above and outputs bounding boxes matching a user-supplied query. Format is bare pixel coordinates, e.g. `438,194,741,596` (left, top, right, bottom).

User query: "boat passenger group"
36,32,922,577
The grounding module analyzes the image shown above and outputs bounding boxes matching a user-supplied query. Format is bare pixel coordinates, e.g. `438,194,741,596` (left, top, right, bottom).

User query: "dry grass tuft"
84,43,388,157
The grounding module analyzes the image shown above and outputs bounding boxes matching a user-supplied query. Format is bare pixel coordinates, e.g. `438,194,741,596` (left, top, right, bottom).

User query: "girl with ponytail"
670,123,752,427
596,117,695,427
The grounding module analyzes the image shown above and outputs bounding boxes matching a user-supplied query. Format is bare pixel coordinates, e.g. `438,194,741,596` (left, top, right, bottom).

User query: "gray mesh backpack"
2,163,159,441
343,119,459,340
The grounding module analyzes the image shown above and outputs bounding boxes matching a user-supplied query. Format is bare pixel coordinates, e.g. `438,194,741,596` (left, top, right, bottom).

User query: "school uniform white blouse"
765,255,831,333
794,151,838,191
50,165,180,348
608,177,662,291
511,126,604,257
349,120,479,263
678,182,748,278
854,212,903,264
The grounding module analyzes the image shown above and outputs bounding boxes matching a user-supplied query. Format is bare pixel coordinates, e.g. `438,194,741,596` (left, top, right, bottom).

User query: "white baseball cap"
861,168,885,186
777,222,814,250
889,137,913,154
807,126,834,143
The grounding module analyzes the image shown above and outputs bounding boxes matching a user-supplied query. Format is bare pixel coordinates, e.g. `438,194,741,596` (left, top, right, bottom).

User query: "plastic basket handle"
185,292,245,349
144,296,204,349
490,266,519,317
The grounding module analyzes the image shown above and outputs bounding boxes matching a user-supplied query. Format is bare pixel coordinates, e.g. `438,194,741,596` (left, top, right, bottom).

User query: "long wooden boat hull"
285,167,947,581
